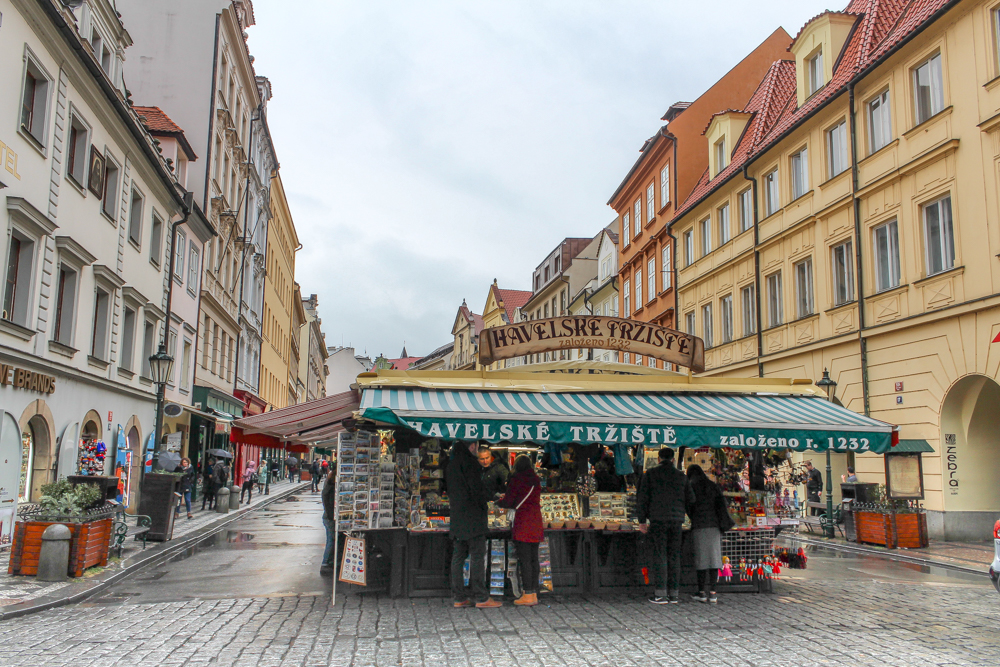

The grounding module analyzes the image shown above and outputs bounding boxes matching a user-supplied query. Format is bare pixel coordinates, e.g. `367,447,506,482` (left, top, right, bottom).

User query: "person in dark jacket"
478,446,509,499
636,447,694,604
174,458,195,519
310,458,322,493
201,457,217,510
686,464,725,604
805,461,823,514
446,441,501,608
594,455,624,492
320,467,337,574
497,455,543,606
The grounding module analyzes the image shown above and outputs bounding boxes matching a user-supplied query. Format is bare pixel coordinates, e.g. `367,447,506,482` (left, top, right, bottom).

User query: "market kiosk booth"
328,317,896,599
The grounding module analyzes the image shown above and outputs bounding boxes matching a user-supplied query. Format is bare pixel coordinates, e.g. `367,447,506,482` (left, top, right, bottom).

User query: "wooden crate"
8,518,112,577
855,511,928,549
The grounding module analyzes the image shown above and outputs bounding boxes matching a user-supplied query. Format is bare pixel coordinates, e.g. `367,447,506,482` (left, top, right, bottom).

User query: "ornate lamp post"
816,368,838,538
147,345,175,475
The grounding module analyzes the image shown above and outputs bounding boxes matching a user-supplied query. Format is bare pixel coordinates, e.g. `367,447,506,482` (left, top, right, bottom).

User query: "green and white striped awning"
359,388,895,453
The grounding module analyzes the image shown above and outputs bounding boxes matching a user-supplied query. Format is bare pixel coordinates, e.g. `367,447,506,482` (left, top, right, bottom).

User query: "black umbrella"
158,452,182,470
207,448,233,459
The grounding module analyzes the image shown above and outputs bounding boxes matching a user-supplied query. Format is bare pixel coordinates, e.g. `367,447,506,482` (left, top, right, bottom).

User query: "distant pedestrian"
321,467,337,575
446,441,500,608
310,458,321,493
213,457,230,495
256,461,268,494
637,447,693,604
285,455,298,482
201,457,218,510
842,466,858,484
174,457,195,519
497,455,542,606
320,458,330,476
240,459,258,503
805,461,823,514
271,458,281,482
686,464,732,604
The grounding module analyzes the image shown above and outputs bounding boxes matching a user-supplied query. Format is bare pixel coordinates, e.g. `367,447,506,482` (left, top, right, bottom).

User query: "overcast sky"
247,1,836,361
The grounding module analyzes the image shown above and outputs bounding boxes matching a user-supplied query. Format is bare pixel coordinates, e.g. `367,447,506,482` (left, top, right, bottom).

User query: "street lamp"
148,344,175,473
816,368,838,538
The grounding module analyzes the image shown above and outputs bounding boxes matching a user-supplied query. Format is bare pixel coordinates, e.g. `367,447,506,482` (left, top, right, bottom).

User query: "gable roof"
133,106,198,161
452,300,483,335
492,286,532,324
673,0,956,222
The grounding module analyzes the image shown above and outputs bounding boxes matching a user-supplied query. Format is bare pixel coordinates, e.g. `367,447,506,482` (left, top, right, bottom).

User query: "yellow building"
481,281,532,371
671,0,1000,540
450,300,483,371
259,174,300,410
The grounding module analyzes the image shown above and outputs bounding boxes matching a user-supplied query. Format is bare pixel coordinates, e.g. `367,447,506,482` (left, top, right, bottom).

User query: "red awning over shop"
231,390,359,445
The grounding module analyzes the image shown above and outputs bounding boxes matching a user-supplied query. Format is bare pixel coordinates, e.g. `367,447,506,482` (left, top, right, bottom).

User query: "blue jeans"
175,490,191,515
322,517,336,567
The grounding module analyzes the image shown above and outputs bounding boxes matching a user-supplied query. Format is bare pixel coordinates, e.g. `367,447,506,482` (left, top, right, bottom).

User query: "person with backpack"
213,457,230,495
310,458,321,493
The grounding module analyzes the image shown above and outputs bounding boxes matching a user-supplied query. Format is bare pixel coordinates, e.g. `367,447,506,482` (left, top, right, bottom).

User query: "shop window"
827,121,848,178
913,53,944,125
720,295,733,344
739,188,753,233
53,264,78,345
718,204,730,245
923,195,955,277
766,272,783,328
128,187,144,247
790,147,809,199
873,220,901,292
831,241,855,306
868,90,891,154
90,286,111,360
3,230,35,326
795,258,814,318
102,155,121,221
19,52,51,146
741,284,756,337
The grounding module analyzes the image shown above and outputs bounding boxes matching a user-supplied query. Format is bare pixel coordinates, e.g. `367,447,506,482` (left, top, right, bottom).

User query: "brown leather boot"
514,592,538,606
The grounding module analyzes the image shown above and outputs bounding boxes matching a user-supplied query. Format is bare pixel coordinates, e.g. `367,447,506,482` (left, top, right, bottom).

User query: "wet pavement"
2,493,999,666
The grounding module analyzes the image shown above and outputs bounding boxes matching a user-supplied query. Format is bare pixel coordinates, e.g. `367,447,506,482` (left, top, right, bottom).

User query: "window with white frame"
660,164,670,205
600,257,610,281
19,52,51,146
128,187,144,247
741,284,756,336
622,213,630,245
634,199,642,236
174,230,186,282
715,138,727,176
766,272,783,328
739,188,753,232
720,294,733,344
873,220,901,292
182,338,193,390
868,90,891,153
913,53,943,125
120,305,136,371
3,230,36,326
700,218,711,256
702,304,713,347
188,243,201,294
623,280,631,316
807,49,824,96
66,112,89,186
634,269,642,308
718,203,730,245
795,258,814,318
647,183,655,221
53,263,78,345
661,246,671,289
685,311,696,335
827,121,848,178
831,240,855,306
791,147,809,199
923,195,955,276
764,169,779,216
102,155,121,221
90,286,111,360
648,356,656,368
167,327,178,385
647,258,655,300
150,214,164,267
612,293,619,317
684,229,694,266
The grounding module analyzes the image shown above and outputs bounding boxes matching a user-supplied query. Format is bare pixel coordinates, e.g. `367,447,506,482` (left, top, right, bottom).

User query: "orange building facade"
608,28,793,368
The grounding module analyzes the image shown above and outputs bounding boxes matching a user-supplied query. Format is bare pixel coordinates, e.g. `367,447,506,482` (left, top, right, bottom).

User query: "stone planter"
8,516,113,577
855,511,928,549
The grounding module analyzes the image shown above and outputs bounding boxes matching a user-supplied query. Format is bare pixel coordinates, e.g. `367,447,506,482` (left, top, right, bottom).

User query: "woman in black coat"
686,464,728,603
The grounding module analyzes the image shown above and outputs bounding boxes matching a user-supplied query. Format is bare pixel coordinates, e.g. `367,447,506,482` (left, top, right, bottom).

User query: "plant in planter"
8,480,114,577
854,484,928,549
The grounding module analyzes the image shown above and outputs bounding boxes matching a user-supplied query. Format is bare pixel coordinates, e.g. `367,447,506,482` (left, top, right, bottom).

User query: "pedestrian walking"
446,441,501,608
805,461,823,514
240,459,258,503
686,464,733,604
271,458,281,482
636,447,694,604
321,467,337,575
497,455,543,606
213,457,230,496
285,454,298,482
256,459,268,494
310,458,321,493
201,457,218,510
478,445,509,499
174,458,195,519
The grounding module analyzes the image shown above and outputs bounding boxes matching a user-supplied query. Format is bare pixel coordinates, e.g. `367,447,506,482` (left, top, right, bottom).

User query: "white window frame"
127,186,144,248
795,257,814,319
18,47,52,149
661,246,671,289
2,228,38,327
831,240,855,307
150,213,164,267
685,311,696,335
702,304,713,348
102,153,121,222
766,272,783,328
188,242,201,295
660,164,670,206
623,280,631,317
174,229,187,283
90,285,111,361
622,213,630,246
65,109,91,188
807,49,824,96
718,203,730,245
739,188,753,233
647,258,655,301
120,304,137,371
913,53,944,125
634,269,642,309
715,137,727,176
827,121,848,178
764,169,779,216
922,195,955,277
790,147,809,200
741,284,756,337
646,183,655,222
873,219,901,293
684,229,694,266
700,218,711,257
868,90,891,154
634,199,642,237
720,294,733,344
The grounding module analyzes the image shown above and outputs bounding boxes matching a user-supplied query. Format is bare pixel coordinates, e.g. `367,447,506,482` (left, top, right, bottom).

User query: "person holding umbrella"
285,454,299,482
201,457,218,511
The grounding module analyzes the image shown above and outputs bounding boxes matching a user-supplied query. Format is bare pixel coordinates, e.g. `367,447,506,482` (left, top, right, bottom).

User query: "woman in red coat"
497,455,543,606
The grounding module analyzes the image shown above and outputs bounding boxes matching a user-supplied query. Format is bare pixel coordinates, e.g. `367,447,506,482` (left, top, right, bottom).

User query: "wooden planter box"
8,518,113,577
855,511,928,549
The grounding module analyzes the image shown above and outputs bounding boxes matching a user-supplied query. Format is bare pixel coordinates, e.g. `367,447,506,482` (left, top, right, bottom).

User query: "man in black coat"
446,441,501,608
637,447,694,604
478,445,509,499
805,460,823,514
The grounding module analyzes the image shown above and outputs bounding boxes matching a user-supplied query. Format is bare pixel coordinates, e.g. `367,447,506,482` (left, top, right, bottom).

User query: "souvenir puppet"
720,556,732,582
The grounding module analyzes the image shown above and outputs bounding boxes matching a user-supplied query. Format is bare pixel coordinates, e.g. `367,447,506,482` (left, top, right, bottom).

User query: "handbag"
506,485,536,523
715,492,736,532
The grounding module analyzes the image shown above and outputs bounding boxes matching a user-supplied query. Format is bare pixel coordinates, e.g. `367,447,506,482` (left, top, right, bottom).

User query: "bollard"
215,486,230,513
229,484,240,510
37,524,72,582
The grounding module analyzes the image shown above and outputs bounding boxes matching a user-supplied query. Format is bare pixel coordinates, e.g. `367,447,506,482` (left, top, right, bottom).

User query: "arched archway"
18,400,54,501
0,412,22,544
940,374,1000,537
79,411,104,476
126,426,141,511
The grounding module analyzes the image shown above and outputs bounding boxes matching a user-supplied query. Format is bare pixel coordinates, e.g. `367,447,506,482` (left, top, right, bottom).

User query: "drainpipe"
742,166,764,378
671,136,680,330
848,82,871,416
162,191,195,351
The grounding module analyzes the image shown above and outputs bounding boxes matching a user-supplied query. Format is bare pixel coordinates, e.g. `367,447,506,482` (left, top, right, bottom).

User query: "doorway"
127,426,141,510
940,374,1000,517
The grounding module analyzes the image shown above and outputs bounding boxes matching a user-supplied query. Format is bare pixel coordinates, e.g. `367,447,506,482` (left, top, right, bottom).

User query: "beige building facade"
672,0,1000,540
450,300,482,371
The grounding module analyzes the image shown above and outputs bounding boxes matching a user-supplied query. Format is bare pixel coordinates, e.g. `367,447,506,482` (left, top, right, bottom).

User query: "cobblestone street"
2,492,999,666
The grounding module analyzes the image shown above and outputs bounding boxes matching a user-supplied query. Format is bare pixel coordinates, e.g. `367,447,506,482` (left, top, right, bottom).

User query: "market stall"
330,360,896,599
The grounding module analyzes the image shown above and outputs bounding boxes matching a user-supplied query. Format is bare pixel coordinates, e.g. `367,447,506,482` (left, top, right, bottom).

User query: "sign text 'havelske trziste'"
478,316,705,371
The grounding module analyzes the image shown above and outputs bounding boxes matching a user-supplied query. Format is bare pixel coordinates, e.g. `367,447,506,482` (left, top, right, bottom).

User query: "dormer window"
807,49,824,96
714,138,727,175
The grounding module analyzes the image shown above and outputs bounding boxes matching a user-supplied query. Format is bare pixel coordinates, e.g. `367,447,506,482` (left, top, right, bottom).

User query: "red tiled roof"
133,105,198,161
673,0,955,221
495,287,532,324
388,357,423,370
606,229,620,244
472,312,484,332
